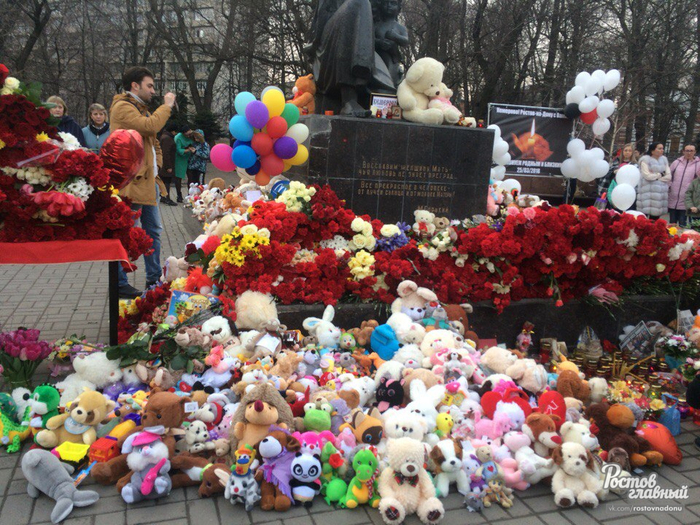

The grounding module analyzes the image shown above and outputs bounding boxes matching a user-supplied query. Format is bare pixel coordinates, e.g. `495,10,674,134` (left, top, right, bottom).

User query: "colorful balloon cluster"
563,69,620,136
209,87,310,186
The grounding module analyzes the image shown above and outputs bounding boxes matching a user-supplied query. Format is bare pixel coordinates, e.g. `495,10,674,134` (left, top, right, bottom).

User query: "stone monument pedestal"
293,115,494,223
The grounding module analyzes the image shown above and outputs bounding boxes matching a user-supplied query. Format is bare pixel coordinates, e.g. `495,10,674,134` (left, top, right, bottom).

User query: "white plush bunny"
302,305,341,349
405,379,446,444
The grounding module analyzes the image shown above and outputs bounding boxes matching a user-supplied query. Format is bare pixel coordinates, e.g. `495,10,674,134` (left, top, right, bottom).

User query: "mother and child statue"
307,0,409,117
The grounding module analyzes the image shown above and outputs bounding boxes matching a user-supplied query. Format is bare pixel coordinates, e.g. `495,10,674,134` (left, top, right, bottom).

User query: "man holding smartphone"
110,66,176,298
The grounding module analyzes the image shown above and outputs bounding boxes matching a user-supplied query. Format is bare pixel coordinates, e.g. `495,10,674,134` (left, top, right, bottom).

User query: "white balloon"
561,158,578,178
584,77,603,97
493,138,509,158
567,138,586,158
487,124,501,137
590,148,605,161
496,152,511,166
286,123,309,144
500,179,521,194
596,99,615,119
626,210,646,218
610,183,636,211
592,159,610,179
603,69,621,91
616,164,641,187
578,96,600,114
592,118,611,136
492,165,506,181
568,86,586,105
575,71,591,88
261,85,284,98
592,69,606,82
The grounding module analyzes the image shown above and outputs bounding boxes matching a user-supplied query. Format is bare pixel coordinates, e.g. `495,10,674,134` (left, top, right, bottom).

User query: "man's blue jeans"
118,195,162,287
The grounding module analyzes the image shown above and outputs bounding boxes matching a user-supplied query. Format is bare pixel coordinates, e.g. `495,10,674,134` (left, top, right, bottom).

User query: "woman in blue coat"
82,103,111,153
46,96,87,147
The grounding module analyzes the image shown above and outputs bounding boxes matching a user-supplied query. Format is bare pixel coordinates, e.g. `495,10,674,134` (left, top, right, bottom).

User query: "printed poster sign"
488,103,573,176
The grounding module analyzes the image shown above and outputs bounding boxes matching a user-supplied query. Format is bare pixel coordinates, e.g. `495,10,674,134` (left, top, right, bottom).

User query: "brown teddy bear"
269,351,303,382
229,383,295,453
36,389,114,448
220,192,250,214
289,74,316,114
522,412,562,457
208,177,226,190
585,401,663,468
348,320,379,348
432,217,450,232
91,391,191,487
442,304,479,345
556,369,591,403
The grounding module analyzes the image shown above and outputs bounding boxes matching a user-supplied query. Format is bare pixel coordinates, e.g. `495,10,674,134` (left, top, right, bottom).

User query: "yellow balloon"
262,89,285,117
289,144,309,166
282,160,293,172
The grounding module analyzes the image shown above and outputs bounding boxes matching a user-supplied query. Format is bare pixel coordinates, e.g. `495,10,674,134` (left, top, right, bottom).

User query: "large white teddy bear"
397,57,447,125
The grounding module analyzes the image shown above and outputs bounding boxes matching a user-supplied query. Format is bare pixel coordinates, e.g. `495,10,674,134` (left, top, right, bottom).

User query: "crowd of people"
598,141,700,223
46,69,212,300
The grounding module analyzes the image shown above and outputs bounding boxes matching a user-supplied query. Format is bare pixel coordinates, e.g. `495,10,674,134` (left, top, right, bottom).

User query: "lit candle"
527,119,536,146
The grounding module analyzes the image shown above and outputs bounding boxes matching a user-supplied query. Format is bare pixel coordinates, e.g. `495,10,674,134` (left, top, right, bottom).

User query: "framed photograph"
167,290,219,323
370,93,401,119
619,321,654,358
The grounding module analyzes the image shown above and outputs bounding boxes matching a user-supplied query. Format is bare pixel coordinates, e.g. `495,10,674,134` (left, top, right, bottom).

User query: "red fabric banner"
0,240,129,265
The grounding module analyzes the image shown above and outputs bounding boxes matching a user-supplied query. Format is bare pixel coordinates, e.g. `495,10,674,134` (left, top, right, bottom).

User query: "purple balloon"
245,101,269,130
273,136,299,160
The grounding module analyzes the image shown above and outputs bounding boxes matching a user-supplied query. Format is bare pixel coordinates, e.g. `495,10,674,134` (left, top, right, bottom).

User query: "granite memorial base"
292,115,494,223
278,295,682,348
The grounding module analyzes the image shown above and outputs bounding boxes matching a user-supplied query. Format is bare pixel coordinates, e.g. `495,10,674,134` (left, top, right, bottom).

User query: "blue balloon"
246,160,261,176
234,91,256,115
233,140,251,149
232,145,257,169
229,115,254,141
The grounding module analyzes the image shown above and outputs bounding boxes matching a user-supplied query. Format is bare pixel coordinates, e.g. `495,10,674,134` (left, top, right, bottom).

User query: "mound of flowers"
0,64,151,259
120,180,700,339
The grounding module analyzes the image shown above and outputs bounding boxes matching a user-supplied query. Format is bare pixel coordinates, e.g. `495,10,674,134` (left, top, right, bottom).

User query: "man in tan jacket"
110,66,175,298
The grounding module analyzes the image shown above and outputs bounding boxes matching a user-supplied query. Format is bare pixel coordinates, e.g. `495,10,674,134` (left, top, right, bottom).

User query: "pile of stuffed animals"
6,279,688,524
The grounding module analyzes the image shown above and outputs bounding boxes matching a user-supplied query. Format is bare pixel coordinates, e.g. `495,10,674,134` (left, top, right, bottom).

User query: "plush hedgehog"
290,452,322,507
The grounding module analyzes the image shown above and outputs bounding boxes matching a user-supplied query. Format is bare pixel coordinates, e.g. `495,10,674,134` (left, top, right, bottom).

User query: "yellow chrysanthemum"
35,132,49,143
0,139,5,150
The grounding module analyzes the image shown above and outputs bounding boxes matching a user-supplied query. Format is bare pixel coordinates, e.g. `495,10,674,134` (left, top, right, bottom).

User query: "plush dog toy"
255,428,301,511
551,442,603,508
522,413,562,458
430,438,469,497
22,449,100,524
379,437,444,524
216,445,261,511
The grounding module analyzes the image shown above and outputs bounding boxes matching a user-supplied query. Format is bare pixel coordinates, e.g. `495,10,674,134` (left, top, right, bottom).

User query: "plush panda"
289,452,322,507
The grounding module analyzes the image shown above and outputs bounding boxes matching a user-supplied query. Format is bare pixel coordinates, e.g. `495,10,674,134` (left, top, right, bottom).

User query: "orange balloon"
255,171,271,186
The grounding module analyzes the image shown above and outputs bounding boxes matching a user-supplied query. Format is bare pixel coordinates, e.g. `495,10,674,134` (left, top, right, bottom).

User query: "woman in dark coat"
46,96,87,147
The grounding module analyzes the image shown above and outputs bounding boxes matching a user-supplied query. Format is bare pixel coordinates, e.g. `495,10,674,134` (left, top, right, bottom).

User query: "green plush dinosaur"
339,448,380,509
320,441,348,505
29,385,60,429
295,399,332,432
0,405,32,453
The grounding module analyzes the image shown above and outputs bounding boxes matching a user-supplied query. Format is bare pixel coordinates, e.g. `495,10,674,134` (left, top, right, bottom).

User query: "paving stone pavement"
1,165,700,524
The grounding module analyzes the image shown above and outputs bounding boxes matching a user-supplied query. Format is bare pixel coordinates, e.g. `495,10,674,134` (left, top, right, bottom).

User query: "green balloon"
281,103,300,127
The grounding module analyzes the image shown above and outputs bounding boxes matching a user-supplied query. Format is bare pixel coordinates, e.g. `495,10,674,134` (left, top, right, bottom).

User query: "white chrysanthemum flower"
58,132,81,150
2,166,52,185
65,177,94,201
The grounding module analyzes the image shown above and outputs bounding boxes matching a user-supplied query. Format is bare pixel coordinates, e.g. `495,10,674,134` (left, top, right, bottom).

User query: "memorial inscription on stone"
295,115,494,222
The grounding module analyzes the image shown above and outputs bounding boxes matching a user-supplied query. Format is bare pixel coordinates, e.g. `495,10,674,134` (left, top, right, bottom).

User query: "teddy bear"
522,413,562,458
397,57,447,125
55,352,123,406
584,401,663,468
480,346,519,375
378,437,445,525
556,369,591,403
234,290,279,332
551,442,603,508
161,255,189,282
430,438,469,497
174,326,212,349
346,320,378,348
36,389,115,448
420,329,460,369
289,73,316,114
427,83,462,125
402,368,444,405
412,210,436,238
505,358,548,395
392,344,424,369
229,383,295,452
588,377,609,403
